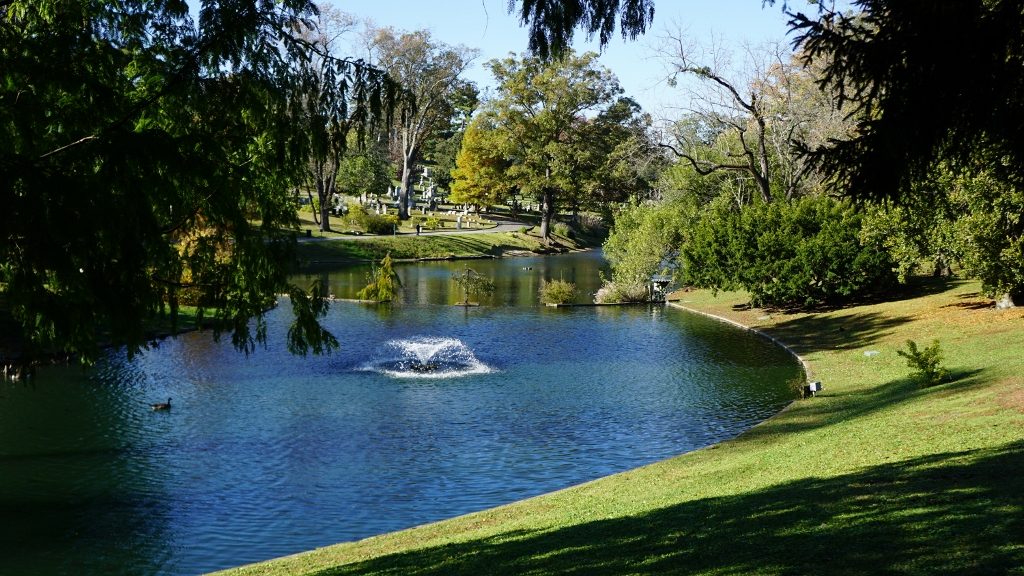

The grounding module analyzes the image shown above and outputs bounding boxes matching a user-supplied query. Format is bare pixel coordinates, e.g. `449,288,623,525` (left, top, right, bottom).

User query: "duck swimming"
151,398,171,411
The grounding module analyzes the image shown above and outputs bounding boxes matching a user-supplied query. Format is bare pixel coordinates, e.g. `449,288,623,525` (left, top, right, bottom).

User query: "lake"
0,251,802,575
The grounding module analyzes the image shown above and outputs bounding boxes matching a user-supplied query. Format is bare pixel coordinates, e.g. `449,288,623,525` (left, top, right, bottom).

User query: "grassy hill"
213,278,1024,575
294,231,584,264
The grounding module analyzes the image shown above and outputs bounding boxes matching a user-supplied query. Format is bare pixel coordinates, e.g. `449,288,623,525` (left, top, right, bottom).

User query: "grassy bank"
295,231,585,264
213,278,1024,575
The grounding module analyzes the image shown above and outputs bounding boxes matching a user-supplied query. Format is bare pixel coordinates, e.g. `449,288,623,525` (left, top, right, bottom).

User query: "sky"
330,0,807,116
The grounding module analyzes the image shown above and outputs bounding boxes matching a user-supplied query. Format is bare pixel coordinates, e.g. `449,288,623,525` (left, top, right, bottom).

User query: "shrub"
552,221,573,239
539,279,578,305
594,280,649,303
364,213,399,235
425,216,442,230
897,339,949,386
452,268,496,305
682,195,896,308
357,253,401,302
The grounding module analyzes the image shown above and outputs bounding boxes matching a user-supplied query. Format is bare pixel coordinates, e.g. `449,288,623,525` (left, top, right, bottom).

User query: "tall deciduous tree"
369,28,477,219
0,0,393,364
297,6,397,232
656,39,838,204
483,51,631,241
449,112,515,209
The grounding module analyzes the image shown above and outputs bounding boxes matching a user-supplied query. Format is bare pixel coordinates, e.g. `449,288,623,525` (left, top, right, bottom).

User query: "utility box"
803,381,823,398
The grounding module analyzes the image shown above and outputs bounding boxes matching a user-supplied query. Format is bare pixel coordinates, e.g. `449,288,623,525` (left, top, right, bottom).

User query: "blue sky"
333,0,804,114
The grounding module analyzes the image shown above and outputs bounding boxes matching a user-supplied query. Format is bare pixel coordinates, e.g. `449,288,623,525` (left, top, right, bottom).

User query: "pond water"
0,251,802,575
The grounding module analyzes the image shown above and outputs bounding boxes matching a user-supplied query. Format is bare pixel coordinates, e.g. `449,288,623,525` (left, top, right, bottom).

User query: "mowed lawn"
213,278,1024,576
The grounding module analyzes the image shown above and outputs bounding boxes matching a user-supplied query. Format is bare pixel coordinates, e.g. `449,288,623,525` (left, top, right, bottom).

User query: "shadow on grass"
764,311,914,354
316,441,1024,576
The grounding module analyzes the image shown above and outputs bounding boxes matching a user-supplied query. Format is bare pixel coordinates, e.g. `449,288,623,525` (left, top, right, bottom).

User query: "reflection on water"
0,251,802,575
300,249,610,306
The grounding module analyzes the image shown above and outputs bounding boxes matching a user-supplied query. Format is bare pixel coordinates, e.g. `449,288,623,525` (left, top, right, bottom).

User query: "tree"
656,39,839,204
0,0,394,364
790,0,1024,305
681,195,896,308
336,132,392,203
791,0,1024,202
370,28,478,219
297,6,360,232
423,81,479,193
602,197,688,286
483,50,633,242
449,112,515,209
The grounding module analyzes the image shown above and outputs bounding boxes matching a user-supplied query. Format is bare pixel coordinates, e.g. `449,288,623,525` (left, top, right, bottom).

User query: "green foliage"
364,214,400,236
551,222,572,238
342,204,399,235
861,164,1024,305
897,339,949,387
604,198,689,286
451,268,496,305
512,0,655,58
0,0,402,361
682,196,896,308
450,113,514,208
356,253,401,302
948,169,1024,304
336,137,393,201
480,50,649,240
424,216,442,230
539,279,578,305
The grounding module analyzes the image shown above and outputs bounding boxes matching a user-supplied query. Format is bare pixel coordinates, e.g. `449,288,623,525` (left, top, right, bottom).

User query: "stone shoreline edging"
667,302,813,382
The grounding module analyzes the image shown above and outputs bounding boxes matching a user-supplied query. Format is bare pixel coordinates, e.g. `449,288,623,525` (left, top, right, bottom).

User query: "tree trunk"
315,178,331,232
539,188,555,244
398,151,414,220
996,289,1022,309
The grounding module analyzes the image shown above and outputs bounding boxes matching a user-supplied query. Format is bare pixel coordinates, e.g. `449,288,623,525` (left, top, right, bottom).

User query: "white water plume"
358,337,494,379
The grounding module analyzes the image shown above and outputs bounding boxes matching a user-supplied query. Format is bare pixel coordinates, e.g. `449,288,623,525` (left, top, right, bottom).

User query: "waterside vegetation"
214,277,1024,575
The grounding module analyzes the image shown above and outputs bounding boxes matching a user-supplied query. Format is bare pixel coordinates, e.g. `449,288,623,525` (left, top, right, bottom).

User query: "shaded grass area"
295,232,579,264
214,278,1024,576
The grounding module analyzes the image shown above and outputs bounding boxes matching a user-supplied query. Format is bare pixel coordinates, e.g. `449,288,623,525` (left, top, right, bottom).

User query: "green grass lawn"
295,231,579,263
212,278,1024,575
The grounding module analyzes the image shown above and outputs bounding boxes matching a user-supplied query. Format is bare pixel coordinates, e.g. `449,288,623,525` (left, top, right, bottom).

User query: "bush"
897,339,949,386
364,213,399,235
452,268,496,305
539,279,578,305
425,216,442,230
683,195,897,308
594,280,649,303
552,221,573,239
